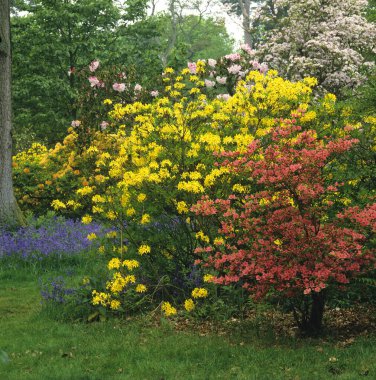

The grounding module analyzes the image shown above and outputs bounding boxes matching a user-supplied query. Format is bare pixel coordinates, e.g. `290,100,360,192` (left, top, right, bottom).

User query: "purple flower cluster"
0,217,104,260
40,276,76,304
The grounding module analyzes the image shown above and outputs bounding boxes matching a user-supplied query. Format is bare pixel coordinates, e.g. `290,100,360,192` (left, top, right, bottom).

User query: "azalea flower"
207,58,217,67
204,79,215,88
113,82,126,92
227,64,242,75
100,121,109,131
216,76,227,84
89,60,100,72
187,62,197,74
88,76,100,87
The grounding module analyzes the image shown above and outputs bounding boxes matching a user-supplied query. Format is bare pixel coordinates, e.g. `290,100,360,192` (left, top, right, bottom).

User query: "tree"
0,0,26,229
11,0,149,145
155,14,233,67
156,0,233,67
253,0,376,95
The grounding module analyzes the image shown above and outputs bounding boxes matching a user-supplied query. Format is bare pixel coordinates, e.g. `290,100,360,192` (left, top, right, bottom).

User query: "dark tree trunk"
0,0,26,230
299,292,326,335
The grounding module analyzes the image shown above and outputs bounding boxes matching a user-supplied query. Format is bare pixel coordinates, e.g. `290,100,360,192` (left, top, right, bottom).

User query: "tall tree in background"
157,0,233,66
0,0,26,229
220,0,261,45
11,0,148,145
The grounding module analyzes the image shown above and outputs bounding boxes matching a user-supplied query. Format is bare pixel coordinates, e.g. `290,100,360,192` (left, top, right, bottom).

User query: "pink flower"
89,60,100,72
240,44,255,55
88,76,100,87
150,90,159,97
207,58,217,67
188,62,197,74
250,60,260,70
134,83,142,92
227,64,242,75
100,121,109,131
113,82,126,92
217,94,230,101
224,53,241,61
259,63,268,74
204,79,215,88
216,76,227,85
71,120,81,127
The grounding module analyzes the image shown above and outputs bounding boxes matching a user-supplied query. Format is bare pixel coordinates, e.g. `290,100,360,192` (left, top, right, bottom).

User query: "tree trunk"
299,292,326,335
239,0,252,46
0,0,26,230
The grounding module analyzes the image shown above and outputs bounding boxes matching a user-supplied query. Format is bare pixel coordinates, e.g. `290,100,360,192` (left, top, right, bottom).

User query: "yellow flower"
191,288,208,298
137,193,147,202
184,298,195,312
195,231,210,243
76,186,93,196
81,215,92,224
108,258,121,270
82,277,90,285
213,238,224,246
141,214,151,224
125,275,136,284
106,231,117,239
98,245,105,254
203,274,214,283
110,299,121,310
164,67,174,74
106,211,117,220
91,290,110,306
259,198,270,206
122,259,139,270
92,194,105,203
87,233,97,241
126,208,136,217
161,301,177,316
51,199,66,210
176,201,189,214
274,239,283,246
135,284,147,293
103,98,113,105
138,244,151,255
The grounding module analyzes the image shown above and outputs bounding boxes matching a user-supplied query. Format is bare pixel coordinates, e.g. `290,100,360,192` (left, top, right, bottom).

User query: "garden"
1,1,376,379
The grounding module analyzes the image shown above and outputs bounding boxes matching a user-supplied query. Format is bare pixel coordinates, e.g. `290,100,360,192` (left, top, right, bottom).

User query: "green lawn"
1,271,375,380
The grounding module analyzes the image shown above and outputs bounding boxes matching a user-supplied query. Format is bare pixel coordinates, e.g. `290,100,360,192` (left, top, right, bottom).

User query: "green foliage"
11,0,147,145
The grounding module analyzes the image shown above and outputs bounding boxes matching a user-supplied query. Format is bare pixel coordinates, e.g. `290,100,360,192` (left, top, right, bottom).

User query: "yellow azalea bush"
12,56,374,317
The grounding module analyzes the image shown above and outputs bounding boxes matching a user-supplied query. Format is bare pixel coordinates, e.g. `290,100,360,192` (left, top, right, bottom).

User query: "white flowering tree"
253,0,376,95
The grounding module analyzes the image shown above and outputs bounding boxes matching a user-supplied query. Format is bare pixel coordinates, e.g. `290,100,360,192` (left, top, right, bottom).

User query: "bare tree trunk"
0,0,26,230
159,0,178,67
239,0,252,46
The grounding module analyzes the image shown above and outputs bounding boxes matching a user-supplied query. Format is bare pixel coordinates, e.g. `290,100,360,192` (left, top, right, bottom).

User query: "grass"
1,263,375,380
4,38,375,377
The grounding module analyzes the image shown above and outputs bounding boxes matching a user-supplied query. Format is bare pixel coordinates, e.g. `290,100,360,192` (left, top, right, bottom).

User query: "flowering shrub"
12,53,375,322
192,119,375,333
253,0,376,94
